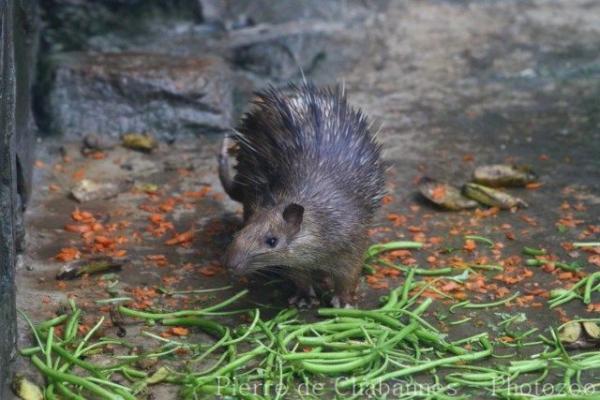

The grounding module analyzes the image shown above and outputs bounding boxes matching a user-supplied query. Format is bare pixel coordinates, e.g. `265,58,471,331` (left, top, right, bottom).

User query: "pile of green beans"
18,266,600,399
19,300,140,400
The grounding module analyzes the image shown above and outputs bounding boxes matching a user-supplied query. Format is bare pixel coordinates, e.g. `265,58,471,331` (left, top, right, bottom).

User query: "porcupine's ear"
282,203,304,236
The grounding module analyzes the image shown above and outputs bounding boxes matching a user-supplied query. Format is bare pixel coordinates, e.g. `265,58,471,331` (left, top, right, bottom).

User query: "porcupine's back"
232,83,385,221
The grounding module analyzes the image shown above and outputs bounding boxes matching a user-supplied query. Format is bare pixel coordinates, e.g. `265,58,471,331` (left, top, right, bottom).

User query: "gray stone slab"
45,52,233,139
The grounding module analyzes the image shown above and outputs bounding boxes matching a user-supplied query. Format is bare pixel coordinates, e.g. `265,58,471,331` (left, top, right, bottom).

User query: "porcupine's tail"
217,134,244,203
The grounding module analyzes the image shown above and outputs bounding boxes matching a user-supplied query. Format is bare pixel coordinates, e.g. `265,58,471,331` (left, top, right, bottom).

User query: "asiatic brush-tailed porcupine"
218,83,385,307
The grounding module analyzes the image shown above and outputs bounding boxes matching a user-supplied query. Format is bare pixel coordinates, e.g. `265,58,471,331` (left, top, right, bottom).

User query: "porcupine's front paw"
330,295,355,309
288,285,319,309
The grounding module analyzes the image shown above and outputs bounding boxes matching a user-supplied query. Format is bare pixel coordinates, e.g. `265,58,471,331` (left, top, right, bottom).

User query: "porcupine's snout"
223,240,248,276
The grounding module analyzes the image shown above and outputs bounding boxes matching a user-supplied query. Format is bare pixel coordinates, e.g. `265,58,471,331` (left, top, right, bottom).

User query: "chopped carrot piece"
463,239,477,251
169,327,189,336
55,247,81,262
165,229,194,246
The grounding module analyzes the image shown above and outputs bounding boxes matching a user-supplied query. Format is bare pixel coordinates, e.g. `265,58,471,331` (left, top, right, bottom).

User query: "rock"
44,52,233,139
71,179,132,202
39,0,203,53
82,133,118,151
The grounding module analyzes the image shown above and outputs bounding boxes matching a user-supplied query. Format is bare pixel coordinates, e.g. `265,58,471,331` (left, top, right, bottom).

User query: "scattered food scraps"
463,183,528,209
418,177,478,211
472,164,537,187
121,132,157,152
56,256,126,280
165,229,194,246
55,247,81,262
12,375,43,400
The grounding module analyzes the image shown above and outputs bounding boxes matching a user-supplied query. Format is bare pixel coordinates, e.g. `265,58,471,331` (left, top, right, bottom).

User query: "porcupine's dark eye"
265,236,278,248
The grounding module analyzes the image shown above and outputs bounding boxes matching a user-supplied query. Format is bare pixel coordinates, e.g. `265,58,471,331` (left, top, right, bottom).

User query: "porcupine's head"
223,203,306,276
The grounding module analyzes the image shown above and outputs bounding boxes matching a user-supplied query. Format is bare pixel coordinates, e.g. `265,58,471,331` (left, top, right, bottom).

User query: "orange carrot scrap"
55,247,81,262
387,213,406,227
64,224,92,233
463,239,477,252
183,187,212,199
525,182,543,190
165,229,194,246
199,265,221,277
169,327,189,336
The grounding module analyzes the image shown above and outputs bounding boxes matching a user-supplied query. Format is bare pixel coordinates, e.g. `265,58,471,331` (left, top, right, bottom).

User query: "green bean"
36,314,69,331
45,327,54,368
87,377,134,393
508,359,548,374
95,297,132,304
193,345,267,385
526,258,544,266
573,242,600,248
468,264,503,271
522,246,547,256
451,291,520,312
160,285,233,295
119,289,248,320
449,317,472,325
75,317,104,357
45,384,58,400
411,297,433,315
398,267,416,309
393,306,439,334
55,382,86,400
451,332,488,346
364,241,423,260
118,366,147,380
317,308,405,330
379,259,454,275
300,352,377,375
161,317,226,337
555,261,583,272
64,309,81,342
465,235,494,247
413,328,467,355
222,309,260,345
298,328,381,346
379,269,414,311
583,272,600,304
381,321,419,348
283,350,366,362
19,346,42,356
18,309,46,352
49,344,106,378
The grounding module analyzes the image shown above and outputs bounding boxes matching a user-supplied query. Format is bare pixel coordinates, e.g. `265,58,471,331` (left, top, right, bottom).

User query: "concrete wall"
0,0,37,396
